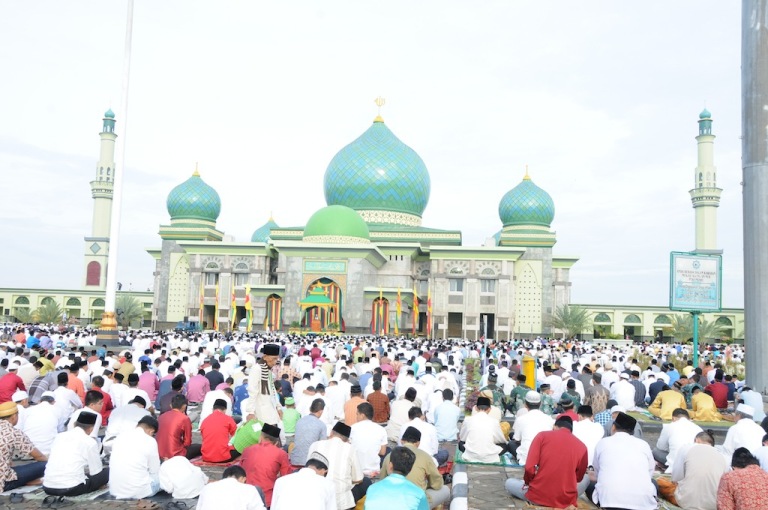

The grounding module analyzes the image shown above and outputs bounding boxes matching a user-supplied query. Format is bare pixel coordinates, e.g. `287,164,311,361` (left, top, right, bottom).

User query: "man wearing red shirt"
200,399,237,462
90,376,113,424
239,423,292,507
67,364,85,404
157,394,201,460
0,364,26,403
505,416,588,508
704,369,729,410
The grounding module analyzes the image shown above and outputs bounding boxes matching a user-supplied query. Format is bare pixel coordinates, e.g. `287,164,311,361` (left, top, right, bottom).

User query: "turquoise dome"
699,108,711,119
492,230,502,246
498,175,555,227
166,172,221,222
104,109,115,119
323,118,430,222
251,217,279,242
303,205,370,243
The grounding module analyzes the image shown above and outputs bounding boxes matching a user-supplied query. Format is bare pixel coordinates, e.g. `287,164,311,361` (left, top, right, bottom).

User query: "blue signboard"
669,252,722,312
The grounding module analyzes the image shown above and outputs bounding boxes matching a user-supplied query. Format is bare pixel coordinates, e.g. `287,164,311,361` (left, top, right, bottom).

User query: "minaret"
83,109,117,290
689,108,722,252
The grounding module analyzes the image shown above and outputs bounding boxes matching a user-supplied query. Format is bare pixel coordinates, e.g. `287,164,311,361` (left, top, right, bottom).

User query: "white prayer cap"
11,391,28,402
610,405,626,414
737,403,755,416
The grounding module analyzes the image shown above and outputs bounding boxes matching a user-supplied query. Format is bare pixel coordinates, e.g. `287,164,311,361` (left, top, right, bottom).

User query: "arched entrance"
264,294,283,331
301,278,343,331
371,297,389,334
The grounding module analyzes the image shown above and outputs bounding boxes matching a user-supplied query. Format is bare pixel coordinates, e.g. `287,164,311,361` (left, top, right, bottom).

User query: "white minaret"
689,108,722,252
83,109,116,290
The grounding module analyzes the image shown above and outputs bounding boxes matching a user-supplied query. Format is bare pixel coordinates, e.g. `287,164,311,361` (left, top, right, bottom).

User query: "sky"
0,1,744,308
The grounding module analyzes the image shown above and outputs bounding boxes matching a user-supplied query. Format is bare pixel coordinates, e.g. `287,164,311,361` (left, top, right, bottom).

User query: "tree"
33,301,63,324
669,314,726,343
549,304,591,339
116,294,145,329
13,307,32,323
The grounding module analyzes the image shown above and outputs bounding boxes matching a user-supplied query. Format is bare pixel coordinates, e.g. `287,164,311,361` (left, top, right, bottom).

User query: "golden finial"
192,162,200,177
523,165,530,180
374,96,385,123
268,210,274,222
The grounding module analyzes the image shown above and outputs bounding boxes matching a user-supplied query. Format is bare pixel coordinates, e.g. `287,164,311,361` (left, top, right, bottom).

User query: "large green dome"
303,205,370,243
499,174,555,227
251,217,279,243
323,118,430,226
166,171,221,222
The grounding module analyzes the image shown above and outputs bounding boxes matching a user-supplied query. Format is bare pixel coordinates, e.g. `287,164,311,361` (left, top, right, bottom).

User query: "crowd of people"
0,324,766,510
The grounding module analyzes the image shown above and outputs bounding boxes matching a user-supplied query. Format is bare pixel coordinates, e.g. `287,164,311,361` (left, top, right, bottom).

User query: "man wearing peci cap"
109,416,161,500
511,392,555,465
0,401,47,492
343,384,365,426
506,416,588,508
459,396,510,463
718,403,765,463
243,344,282,425
307,421,368,509
42,412,108,496
239,423,292,507
271,451,336,510
102,396,151,452
200,398,239,463
590,412,656,510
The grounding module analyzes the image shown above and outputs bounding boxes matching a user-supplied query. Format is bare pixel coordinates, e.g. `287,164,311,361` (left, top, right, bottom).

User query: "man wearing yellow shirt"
690,387,721,422
649,384,687,421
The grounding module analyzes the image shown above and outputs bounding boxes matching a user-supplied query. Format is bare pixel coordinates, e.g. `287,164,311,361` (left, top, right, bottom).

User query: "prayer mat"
454,449,521,467
97,490,198,508
189,456,240,468
0,485,43,497
23,487,109,501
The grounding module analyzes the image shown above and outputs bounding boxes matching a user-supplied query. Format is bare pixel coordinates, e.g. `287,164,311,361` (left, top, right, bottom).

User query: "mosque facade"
0,107,743,343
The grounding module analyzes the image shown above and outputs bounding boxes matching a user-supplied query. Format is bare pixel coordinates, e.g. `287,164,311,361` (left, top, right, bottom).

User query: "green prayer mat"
454,449,521,467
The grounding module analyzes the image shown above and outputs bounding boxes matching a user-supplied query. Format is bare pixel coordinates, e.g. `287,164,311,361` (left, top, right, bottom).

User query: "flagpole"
98,0,134,346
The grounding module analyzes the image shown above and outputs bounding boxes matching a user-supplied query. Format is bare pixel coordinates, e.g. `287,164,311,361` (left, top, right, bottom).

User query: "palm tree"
550,305,591,339
116,294,145,329
33,301,63,324
13,307,32,323
669,314,726,342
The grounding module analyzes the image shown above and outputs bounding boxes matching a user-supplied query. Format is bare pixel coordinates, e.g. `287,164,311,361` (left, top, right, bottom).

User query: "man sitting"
506,416,588,508
350,402,388,477
271,451,336,510
691,386,721,421
510,392,554,465
109,416,161,499
0,401,47,492
459,396,510,463
717,447,768,509
239,423,292,507
66,390,104,439
200,398,238,463
197,465,266,510
380,426,449,509
157,394,201,460
365,446,429,510
43,412,108,496
652,408,702,473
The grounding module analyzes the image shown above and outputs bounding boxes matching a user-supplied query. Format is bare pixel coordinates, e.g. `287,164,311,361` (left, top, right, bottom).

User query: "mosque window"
234,273,248,286
449,279,464,292
654,315,671,325
481,268,496,276
419,280,428,295
715,316,733,326
86,261,101,286
66,298,81,307
593,312,611,323
41,297,55,306
205,272,219,286
92,298,105,307
624,314,641,324
14,296,29,305
480,279,496,293
449,267,464,275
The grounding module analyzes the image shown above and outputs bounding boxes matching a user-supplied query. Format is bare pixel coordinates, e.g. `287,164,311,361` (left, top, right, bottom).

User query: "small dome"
324,118,430,224
104,109,115,119
699,108,711,119
166,171,221,223
303,205,370,243
251,217,279,243
498,174,555,227
492,230,502,246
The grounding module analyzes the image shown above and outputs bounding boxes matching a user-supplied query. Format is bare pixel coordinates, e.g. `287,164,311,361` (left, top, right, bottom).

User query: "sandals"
41,495,74,509
165,503,188,510
9,493,24,503
136,500,162,510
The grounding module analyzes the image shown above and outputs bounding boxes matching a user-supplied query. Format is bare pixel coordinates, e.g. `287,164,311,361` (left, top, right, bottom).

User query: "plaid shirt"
594,409,612,428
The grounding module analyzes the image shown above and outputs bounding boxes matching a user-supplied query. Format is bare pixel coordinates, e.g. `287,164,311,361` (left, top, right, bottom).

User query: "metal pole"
98,0,134,345
743,0,768,394
692,311,699,368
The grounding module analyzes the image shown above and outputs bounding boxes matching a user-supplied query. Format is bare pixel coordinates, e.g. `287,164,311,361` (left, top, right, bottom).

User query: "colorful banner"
412,283,419,335
427,284,432,338
244,285,252,332
395,288,401,336
214,281,220,332
198,276,204,327
230,288,237,330
265,295,283,331
371,298,389,335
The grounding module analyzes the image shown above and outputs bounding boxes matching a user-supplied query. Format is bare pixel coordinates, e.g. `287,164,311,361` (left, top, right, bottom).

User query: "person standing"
244,344,281,425
505,416,588,508
590,412,656,510
42,413,108,496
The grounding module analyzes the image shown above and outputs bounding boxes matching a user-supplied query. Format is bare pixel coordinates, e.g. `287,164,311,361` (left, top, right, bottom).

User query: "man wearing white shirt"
459,396,508,463
103,396,150,451
718,403,766,462
398,406,448,465
652,408,703,473
611,373,637,411
198,466,266,510
271,451,335,510
52,373,82,431
197,387,233,427
572,405,606,466
511,392,555,465
22,392,60,455
600,362,619,391
349,403,388,477
42,412,108,496
66,391,104,439
109,416,161,499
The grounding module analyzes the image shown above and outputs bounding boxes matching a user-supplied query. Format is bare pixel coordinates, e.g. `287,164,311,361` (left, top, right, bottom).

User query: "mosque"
0,105,744,342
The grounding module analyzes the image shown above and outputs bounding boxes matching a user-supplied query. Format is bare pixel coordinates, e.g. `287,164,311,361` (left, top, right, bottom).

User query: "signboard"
669,252,722,312
303,260,347,274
